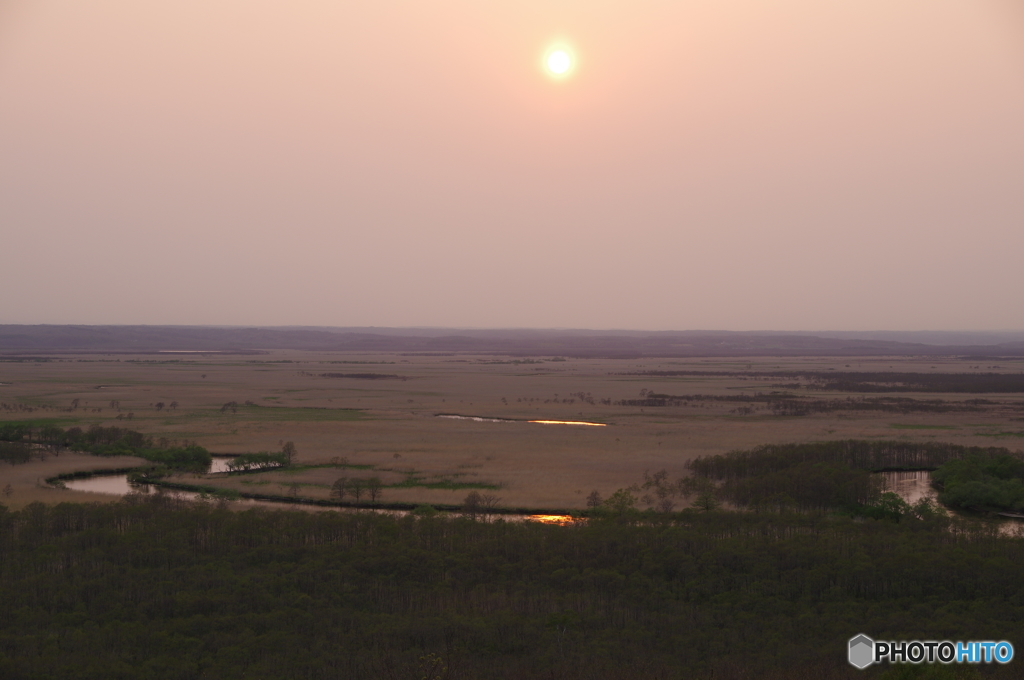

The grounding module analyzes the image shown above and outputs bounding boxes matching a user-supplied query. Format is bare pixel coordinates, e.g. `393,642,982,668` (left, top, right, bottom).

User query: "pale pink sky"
1,1,1022,330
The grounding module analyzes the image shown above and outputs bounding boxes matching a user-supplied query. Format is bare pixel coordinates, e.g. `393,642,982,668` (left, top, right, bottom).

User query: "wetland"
4,349,1024,678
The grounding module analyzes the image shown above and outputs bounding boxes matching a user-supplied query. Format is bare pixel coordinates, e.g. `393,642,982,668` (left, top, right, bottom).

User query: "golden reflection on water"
528,420,606,427
527,514,579,526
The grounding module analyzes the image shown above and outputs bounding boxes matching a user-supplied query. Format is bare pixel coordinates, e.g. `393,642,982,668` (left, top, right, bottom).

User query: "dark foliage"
617,392,999,415
687,441,1022,513
0,442,30,465
934,453,1024,513
226,452,288,472
687,440,1009,479
317,372,408,380
0,422,210,472
624,370,1024,393
0,498,1020,679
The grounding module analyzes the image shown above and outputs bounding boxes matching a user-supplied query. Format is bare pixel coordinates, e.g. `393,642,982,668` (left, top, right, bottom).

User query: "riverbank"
45,465,582,519
0,451,150,509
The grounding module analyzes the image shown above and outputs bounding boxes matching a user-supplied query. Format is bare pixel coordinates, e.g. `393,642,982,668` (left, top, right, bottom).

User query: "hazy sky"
2,1,1022,330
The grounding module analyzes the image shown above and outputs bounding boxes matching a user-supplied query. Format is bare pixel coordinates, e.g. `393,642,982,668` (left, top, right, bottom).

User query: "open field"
3,351,1024,510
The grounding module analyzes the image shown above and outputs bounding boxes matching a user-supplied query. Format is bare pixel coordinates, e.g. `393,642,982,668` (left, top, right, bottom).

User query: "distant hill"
2,325,1023,358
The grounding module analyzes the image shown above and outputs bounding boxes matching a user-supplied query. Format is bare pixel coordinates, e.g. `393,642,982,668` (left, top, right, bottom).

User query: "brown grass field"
2,352,1023,510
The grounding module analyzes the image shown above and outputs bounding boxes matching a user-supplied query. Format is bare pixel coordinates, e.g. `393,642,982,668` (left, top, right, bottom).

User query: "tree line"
681,440,1024,515
621,369,1024,393
934,452,1024,513
0,422,211,473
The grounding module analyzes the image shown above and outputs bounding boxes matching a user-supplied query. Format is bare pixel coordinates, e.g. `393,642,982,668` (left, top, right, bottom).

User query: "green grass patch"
889,424,958,430
977,431,1024,438
389,471,500,491
292,463,375,472
0,416,88,428
413,480,501,490
275,482,330,489
232,405,366,422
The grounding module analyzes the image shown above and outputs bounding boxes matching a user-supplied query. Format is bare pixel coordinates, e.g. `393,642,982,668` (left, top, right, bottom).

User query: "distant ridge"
2,325,1024,358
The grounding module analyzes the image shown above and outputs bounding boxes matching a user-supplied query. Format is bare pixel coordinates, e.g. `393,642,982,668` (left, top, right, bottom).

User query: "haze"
1,0,1022,331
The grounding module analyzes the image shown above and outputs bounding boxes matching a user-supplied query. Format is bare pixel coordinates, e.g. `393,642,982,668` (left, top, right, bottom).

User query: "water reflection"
64,475,136,495
208,457,235,473
437,414,606,427
527,514,580,526
58,470,574,522
63,475,281,509
878,470,937,505
437,415,514,423
528,420,606,427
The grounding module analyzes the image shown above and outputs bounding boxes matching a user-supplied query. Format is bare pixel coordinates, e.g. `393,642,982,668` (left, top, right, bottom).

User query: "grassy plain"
2,352,1023,510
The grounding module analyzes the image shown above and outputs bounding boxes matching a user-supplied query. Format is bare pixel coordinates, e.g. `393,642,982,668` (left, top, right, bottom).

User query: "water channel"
60,458,968,528
61,456,568,522
62,456,286,510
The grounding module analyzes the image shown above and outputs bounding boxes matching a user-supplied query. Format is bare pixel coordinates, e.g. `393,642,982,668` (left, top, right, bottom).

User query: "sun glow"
529,420,606,427
528,515,580,526
543,46,575,78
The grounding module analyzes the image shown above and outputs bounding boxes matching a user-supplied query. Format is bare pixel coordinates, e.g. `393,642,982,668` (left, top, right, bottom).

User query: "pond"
875,470,937,504
437,414,606,427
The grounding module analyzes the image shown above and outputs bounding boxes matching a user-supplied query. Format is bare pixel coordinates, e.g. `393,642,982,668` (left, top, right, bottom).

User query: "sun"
547,50,571,75
544,46,574,78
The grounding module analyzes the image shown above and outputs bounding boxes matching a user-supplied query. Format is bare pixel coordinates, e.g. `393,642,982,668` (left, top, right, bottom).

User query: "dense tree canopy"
0,497,1021,679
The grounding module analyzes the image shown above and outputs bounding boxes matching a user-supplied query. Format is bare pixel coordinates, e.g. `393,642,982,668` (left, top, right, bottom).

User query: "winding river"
60,459,1013,531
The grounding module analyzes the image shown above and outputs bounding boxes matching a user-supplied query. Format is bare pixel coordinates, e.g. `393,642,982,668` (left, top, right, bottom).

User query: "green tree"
602,488,637,515
692,489,720,512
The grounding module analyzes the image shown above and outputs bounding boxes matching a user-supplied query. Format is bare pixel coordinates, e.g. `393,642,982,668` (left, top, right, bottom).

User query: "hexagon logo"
849,634,874,669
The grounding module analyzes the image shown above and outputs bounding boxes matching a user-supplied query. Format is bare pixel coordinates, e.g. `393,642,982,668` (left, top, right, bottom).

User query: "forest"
0,495,1020,680
934,454,1024,514
683,441,1022,515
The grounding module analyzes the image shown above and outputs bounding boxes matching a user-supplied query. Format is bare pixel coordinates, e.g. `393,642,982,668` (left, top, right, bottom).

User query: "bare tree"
366,477,383,503
155,402,165,412
479,493,501,521
282,441,297,465
349,478,365,502
169,401,178,410
462,490,482,519
2,484,12,497
586,490,603,508
331,477,348,501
